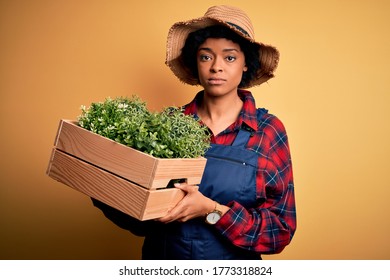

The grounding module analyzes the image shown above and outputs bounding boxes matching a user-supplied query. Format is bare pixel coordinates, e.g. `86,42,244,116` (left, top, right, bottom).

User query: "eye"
199,54,212,61
226,56,236,62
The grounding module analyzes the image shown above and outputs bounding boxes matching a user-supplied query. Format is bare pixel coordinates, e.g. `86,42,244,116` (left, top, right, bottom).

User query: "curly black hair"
180,25,261,88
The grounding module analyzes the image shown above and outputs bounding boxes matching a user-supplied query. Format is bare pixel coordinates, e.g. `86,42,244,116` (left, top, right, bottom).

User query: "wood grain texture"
55,120,157,188
55,120,207,189
47,149,185,220
47,119,206,220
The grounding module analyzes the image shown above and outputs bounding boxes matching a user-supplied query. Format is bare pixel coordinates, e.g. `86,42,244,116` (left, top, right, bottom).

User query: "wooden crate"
46,119,207,220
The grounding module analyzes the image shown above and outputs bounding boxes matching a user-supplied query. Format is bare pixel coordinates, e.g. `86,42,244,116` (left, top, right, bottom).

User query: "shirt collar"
183,89,259,132
237,89,259,132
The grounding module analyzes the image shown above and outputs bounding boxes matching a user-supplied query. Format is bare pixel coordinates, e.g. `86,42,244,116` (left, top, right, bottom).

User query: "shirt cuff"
214,201,248,237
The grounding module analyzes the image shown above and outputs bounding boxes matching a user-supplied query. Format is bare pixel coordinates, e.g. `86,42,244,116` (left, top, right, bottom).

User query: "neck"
198,92,243,135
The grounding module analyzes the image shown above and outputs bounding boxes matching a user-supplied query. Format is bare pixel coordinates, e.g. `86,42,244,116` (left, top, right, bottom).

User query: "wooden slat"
54,120,207,189
47,149,184,220
143,188,185,220
153,158,208,187
55,120,157,189
48,149,145,219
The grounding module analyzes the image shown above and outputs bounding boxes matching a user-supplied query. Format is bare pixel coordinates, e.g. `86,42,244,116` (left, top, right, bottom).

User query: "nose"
210,56,223,73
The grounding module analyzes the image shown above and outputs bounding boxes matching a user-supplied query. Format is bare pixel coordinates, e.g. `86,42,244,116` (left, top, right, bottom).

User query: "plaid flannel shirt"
183,90,296,254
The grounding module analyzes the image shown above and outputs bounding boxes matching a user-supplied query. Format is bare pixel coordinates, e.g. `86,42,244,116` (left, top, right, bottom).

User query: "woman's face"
196,37,247,97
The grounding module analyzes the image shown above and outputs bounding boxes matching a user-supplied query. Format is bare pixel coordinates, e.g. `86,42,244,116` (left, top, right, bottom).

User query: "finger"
159,211,183,223
157,212,175,223
174,183,199,193
158,203,185,223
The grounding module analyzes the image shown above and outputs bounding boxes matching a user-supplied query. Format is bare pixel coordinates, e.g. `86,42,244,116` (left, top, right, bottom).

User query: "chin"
203,86,237,97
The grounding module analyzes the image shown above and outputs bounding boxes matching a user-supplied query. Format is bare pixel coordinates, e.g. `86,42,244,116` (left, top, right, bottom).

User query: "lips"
208,78,226,85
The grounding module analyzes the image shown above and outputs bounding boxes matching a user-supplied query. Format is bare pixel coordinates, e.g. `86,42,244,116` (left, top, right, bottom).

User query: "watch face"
206,211,221,224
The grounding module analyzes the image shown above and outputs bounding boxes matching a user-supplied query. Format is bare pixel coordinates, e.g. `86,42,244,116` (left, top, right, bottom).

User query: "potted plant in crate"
47,96,210,220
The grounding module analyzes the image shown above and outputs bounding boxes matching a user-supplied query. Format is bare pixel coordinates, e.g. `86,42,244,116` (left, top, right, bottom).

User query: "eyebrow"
198,47,240,52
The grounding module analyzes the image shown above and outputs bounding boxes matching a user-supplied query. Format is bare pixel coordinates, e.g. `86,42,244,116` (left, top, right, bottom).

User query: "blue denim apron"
142,109,267,259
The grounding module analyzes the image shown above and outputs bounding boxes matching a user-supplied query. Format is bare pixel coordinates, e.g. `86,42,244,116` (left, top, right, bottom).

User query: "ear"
243,65,248,72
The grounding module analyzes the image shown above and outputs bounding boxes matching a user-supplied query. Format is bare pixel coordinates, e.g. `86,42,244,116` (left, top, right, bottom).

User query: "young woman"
93,5,296,260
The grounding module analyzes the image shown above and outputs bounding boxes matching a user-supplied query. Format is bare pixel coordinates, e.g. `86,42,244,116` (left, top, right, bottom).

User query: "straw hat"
165,5,280,88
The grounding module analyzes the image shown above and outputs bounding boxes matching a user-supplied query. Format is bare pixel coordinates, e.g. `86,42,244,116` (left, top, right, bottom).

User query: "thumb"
174,183,199,193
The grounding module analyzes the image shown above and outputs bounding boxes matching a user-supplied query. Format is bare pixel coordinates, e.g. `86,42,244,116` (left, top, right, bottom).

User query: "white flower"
118,103,129,109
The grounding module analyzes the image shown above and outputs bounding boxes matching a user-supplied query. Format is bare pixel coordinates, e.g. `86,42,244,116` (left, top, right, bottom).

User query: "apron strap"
232,128,252,147
232,108,268,147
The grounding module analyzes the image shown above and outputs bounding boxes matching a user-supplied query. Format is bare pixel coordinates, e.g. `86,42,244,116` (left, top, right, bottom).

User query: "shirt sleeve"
214,114,296,254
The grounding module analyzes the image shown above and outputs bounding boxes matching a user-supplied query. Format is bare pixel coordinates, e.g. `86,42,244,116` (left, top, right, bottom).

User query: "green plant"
77,96,210,158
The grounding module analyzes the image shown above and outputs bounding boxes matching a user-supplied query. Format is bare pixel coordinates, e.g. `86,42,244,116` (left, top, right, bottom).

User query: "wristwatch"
205,202,222,225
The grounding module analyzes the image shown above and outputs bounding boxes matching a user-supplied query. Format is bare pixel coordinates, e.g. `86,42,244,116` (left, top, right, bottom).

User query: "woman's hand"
157,183,215,223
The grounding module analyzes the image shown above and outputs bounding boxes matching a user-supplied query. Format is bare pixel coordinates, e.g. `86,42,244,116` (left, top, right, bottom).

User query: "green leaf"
77,96,210,158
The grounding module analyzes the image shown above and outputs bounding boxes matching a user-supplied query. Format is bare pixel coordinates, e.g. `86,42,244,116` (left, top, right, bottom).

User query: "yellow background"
1,0,389,260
